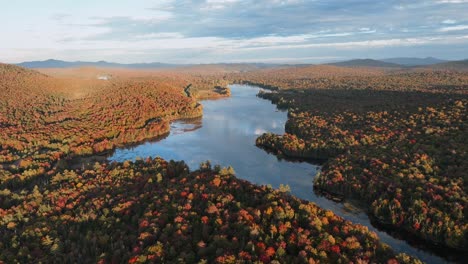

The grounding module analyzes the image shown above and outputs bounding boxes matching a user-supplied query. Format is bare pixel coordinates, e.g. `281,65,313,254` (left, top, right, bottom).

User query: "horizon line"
5,56,467,66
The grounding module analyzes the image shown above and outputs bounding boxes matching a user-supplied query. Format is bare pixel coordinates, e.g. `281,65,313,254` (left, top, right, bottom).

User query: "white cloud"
438,25,468,31
238,34,312,46
436,0,468,3
206,0,240,3
134,32,184,39
227,56,342,63
237,35,468,51
3,31,468,64
202,0,240,10
442,19,457,24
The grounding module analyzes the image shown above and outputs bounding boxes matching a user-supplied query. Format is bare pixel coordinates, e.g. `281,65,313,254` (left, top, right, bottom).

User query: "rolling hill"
428,59,468,71
327,59,402,68
15,59,286,72
381,57,447,66
16,59,178,69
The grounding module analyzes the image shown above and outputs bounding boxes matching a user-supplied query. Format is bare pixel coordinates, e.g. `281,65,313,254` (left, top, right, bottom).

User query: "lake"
109,84,451,263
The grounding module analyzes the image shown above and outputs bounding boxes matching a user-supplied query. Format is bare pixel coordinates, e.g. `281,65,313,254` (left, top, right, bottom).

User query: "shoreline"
253,86,467,260
68,88,230,169
66,83,464,263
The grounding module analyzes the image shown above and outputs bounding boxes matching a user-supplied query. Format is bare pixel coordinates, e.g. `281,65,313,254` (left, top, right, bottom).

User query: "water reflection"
170,119,202,134
109,84,450,264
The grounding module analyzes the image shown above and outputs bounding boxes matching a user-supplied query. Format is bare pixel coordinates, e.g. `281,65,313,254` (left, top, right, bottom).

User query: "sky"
1,0,468,64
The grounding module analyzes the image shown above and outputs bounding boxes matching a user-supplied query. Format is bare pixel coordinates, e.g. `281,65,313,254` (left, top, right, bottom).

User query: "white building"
97,75,111,80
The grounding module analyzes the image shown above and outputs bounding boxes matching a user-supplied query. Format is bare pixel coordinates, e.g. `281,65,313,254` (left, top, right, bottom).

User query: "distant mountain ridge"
327,59,402,68
326,57,458,68
381,57,447,66
428,59,468,71
15,58,468,71
16,59,179,69
15,59,287,71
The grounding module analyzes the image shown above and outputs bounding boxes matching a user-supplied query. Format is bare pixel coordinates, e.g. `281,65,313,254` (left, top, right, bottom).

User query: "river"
109,84,453,263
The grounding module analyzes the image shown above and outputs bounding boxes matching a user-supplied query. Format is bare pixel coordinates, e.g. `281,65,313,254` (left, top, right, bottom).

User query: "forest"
0,157,422,263
1,62,467,262
230,65,468,93
245,66,468,251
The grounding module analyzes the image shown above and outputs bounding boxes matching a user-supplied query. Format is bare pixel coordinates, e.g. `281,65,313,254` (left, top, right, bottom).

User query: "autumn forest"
0,59,467,264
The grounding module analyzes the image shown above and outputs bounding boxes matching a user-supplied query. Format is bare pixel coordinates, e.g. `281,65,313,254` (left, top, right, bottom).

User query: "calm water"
109,84,450,263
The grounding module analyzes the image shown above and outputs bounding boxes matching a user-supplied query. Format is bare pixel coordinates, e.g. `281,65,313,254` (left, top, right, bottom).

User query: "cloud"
1,0,468,63
84,1,399,40
438,25,468,31
134,32,184,40
442,19,457,24
203,0,241,10
50,13,71,21
436,0,468,3
235,35,468,51
227,56,343,63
